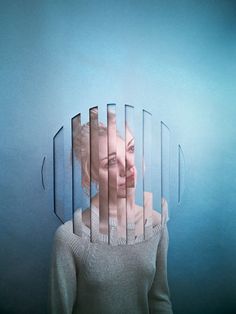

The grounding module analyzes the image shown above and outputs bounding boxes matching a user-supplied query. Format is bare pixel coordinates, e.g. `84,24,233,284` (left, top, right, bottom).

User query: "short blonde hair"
72,109,116,194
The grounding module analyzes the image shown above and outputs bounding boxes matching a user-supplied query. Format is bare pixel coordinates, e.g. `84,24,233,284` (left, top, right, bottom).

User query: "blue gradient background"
0,1,235,313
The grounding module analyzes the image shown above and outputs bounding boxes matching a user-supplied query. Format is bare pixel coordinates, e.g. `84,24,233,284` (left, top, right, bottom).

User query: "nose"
118,157,126,177
126,153,134,173
118,155,135,178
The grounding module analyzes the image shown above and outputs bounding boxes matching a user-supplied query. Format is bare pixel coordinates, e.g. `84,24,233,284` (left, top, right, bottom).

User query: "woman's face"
91,126,137,198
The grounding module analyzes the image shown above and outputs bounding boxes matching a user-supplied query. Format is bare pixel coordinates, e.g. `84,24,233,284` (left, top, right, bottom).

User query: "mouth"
126,174,135,183
119,175,135,188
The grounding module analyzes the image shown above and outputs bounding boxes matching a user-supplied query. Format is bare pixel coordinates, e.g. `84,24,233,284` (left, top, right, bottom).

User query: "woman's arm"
49,226,77,314
148,224,173,314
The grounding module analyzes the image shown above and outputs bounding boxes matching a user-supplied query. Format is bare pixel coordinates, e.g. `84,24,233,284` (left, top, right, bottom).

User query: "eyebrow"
101,152,116,161
127,137,134,147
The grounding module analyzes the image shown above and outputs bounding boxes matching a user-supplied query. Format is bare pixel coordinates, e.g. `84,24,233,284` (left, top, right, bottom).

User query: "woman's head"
73,109,136,199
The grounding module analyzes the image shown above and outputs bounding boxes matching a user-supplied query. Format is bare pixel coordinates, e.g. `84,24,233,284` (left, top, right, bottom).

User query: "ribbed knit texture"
73,205,161,245
49,209,173,314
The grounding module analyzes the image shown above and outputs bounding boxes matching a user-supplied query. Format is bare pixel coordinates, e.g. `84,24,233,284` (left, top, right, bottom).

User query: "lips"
126,174,134,182
119,175,135,188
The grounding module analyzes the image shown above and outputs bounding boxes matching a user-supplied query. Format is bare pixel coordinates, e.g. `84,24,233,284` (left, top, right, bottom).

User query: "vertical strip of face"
71,114,82,236
97,106,108,239
89,107,99,242
107,104,118,244
53,126,65,223
114,105,126,241
125,105,136,244
161,122,170,221
78,112,91,239
143,110,153,239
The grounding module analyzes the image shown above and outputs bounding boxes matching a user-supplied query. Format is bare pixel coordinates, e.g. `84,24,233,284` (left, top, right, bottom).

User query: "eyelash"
103,145,134,168
128,145,135,153
104,157,117,168
109,157,117,166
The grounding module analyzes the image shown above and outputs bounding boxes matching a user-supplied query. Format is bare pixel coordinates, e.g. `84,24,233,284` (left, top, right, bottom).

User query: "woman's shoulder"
53,219,80,249
135,206,161,226
135,193,170,226
81,208,91,228
135,192,162,226
54,219,73,236
52,221,91,260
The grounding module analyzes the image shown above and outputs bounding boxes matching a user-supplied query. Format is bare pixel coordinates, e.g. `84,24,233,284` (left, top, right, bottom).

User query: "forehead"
97,126,134,157
98,126,133,143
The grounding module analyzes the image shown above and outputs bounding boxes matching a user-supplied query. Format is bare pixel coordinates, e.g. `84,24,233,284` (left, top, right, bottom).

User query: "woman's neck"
92,192,135,227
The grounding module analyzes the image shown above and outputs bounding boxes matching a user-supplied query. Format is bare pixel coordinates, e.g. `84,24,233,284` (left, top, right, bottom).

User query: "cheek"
98,168,116,186
91,159,99,176
98,169,108,185
108,168,118,186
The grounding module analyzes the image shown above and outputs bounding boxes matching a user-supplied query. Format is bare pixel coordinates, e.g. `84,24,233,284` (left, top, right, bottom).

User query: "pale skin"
81,124,163,237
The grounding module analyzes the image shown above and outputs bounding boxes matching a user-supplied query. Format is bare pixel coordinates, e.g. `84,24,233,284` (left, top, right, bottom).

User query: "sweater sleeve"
49,226,77,314
148,224,173,314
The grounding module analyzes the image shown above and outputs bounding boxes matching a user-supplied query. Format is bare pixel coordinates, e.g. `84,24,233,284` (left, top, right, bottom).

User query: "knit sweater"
49,209,173,314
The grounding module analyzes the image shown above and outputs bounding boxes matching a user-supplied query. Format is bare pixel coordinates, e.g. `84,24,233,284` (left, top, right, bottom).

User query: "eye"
104,156,117,168
109,156,117,165
128,145,135,153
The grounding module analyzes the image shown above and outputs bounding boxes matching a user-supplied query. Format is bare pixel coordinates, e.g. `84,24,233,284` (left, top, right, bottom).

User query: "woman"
49,109,173,314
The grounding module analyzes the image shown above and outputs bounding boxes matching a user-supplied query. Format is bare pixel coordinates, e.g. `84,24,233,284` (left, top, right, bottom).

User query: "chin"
117,186,135,198
117,190,127,198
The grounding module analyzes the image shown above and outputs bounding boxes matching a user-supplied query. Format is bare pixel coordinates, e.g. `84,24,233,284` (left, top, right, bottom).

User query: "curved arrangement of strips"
52,104,185,245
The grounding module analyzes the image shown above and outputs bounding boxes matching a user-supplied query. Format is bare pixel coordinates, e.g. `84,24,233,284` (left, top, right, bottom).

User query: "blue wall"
1,1,235,313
